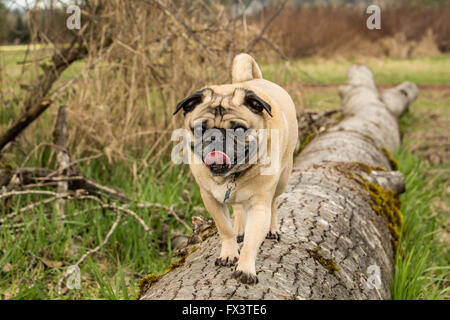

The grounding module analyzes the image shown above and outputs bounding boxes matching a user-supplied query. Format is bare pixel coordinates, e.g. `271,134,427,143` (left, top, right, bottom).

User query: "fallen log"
139,64,418,300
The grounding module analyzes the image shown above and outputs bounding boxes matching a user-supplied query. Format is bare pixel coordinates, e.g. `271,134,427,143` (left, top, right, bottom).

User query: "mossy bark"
139,65,418,300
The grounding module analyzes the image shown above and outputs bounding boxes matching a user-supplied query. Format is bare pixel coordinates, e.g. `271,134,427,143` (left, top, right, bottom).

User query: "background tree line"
0,0,81,45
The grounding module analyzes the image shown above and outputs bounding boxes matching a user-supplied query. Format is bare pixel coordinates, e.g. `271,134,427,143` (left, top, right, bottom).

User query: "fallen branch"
0,40,91,154
57,210,122,294
53,105,70,217
0,2,115,155
0,99,52,153
245,0,288,53
0,194,67,224
0,166,190,224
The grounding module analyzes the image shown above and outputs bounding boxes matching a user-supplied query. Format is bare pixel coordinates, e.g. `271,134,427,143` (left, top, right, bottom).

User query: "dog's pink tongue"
204,151,231,168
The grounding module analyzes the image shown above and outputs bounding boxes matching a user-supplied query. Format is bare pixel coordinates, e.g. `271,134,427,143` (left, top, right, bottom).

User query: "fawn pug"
173,53,298,284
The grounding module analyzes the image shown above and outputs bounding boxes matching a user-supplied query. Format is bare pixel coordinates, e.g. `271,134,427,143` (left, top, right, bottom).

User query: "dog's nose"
204,151,231,168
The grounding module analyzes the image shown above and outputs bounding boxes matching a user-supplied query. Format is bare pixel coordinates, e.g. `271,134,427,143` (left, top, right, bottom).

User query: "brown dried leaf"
2,263,12,273
41,259,63,268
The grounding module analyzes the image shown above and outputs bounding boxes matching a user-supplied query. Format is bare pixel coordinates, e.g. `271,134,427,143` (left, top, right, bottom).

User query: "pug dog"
173,53,298,284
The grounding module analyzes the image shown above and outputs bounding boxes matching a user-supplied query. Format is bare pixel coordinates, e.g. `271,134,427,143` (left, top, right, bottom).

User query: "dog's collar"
223,172,241,203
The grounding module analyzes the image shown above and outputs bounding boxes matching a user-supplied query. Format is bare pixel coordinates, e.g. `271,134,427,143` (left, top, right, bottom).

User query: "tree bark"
53,105,70,217
0,99,52,153
139,64,418,300
0,43,88,154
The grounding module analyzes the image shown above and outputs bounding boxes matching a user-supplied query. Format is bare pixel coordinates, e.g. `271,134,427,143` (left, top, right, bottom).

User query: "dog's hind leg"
266,162,292,241
232,204,246,243
233,196,272,284
200,188,239,267
266,197,281,241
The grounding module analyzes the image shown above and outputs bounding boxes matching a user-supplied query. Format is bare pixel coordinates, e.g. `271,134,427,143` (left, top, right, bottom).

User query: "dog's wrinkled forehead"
203,87,246,108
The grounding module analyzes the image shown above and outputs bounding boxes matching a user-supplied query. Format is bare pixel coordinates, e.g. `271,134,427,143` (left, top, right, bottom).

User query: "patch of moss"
379,146,399,170
334,162,403,251
135,273,163,299
362,180,403,251
165,255,187,273
335,162,385,175
308,247,340,275
135,254,188,299
297,132,316,155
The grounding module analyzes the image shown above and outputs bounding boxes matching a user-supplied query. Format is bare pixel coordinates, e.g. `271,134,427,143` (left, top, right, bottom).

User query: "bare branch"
57,210,122,294
245,0,288,53
53,105,70,217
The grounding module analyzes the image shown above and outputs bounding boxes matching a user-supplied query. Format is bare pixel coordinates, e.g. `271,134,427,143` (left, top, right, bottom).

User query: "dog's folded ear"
173,89,208,115
244,90,272,117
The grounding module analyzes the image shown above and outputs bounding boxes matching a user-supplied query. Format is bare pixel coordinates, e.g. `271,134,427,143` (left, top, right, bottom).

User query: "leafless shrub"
2,0,281,175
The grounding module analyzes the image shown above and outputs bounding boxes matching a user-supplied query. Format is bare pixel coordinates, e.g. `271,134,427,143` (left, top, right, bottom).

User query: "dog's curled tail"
231,53,263,83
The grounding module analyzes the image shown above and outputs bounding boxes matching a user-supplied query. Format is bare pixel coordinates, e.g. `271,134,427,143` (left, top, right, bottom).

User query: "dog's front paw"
215,256,238,267
266,231,281,241
233,269,258,284
216,239,239,267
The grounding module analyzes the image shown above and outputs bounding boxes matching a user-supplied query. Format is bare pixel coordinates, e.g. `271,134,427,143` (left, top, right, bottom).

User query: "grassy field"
0,46,449,299
263,54,450,85
391,90,450,299
392,148,449,299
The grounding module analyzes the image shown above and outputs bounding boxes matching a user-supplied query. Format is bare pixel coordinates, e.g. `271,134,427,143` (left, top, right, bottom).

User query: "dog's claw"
266,231,281,241
215,256,238,267
233,270,258,284
236,235,244,243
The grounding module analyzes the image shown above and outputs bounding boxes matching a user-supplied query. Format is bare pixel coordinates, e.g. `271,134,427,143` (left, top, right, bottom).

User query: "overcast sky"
3,0,73,10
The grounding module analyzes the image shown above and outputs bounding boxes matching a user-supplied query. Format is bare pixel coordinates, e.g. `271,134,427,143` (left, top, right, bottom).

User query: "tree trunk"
139,64,418,300
53,105,70,217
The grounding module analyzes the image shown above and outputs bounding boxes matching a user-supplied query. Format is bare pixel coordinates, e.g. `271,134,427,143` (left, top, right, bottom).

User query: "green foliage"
391,148,449,299
0,154,204,299
262,55,450,85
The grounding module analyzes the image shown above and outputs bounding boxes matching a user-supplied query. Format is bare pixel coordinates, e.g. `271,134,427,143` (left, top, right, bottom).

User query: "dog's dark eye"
231,122,247,131
234,126,246,135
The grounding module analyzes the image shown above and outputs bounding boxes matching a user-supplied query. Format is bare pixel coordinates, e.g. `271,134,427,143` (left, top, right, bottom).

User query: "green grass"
0,147,203,299
389,89,449,300
392,148,449,299
0,44,48,52
0,47,84,100
263,54,450,84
